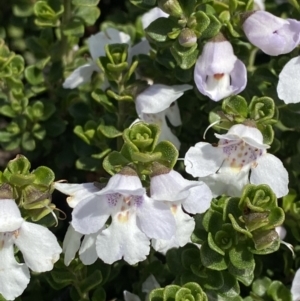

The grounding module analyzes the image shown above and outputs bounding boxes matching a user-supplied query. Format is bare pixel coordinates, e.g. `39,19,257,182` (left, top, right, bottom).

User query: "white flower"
141,7,169,29
54,182,102,266
292,268,300,301
277,56,300,104
135,84,193,149
184,124,289,198
150,165,212,253
253,0,265,10
194,34,247,102
0,199,62,300
56,167,176,265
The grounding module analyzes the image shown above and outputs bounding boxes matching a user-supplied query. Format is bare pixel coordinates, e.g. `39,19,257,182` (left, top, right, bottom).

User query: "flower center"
219,139,264,170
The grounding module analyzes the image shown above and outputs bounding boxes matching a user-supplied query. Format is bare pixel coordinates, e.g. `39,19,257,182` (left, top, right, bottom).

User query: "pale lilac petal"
0,238,30,300
96,214,150,265
71,195,111,235
137,195,176,239
124,291,141,301
99,174,145,196
88,28,130,61
150,170,199,202
182,182,212,214
250,153,289,198
15,221,62,272
152,205,195,254
194,40,246,101
135,84,192,115
79,232,99,265
141,7,169,29
243,11,300,55
277,56,300,104
165,102,182,126
291,268,300,301
229,59,248,95
201,168,249,197
0,199,23,232
63,63,98,89
63,224,83,266
196,41,237,75
54,182,100,208
184,142,224,177
215,124,269,149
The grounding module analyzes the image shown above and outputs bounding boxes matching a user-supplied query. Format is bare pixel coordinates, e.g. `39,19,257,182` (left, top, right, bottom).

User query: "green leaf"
74,6,100,26
25,65,44,85
32,166,55,186
7,154,31,174
79,270,102,293
146,17,180,43
103,151,129,175
201,14,222,40
154,141,179,168
97,123,123,139
21,132,36,151
200,241,227,271
62,18,85,37
92,287,106,301
72,0,100,5
190,11,210,37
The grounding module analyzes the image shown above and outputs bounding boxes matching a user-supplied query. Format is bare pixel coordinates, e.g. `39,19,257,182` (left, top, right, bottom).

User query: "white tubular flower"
0,199,62,301
277,56,300,104
184,124,289,198
63,28,130,89
57,167,176,265
292,269,300,301
135,84,193,149
194,34,247,102
150,164,212,253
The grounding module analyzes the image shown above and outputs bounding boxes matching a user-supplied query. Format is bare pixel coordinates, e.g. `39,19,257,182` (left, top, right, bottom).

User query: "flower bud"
157,0,183,18
178,28,197,47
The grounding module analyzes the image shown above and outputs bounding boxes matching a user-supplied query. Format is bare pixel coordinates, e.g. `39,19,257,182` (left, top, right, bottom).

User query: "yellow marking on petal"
171,205,178,215
237,153,243,158
0,240,4,250
214,73,224,80
118,211,129,223
13,230,19,239
252,162,258,168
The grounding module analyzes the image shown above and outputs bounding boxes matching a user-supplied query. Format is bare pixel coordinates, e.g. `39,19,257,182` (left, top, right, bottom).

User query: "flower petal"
136,195,176,239
0,199,23,232
250,153,289,198
71,195,111,235
96,214,150,265
54,182,101,208
229,59,248,95
242,11,300,55
215,124,269,149
63,224,83,266
62,63,98,89
79,232,99,265
151,170,199,202
182,181,212,214
165,102,182,126
142,275,160,293
184,142,224,177
291,268,300,301
152,205,195,254
129,39,151,64
0,238,30,300
136,84,192,115
277,56,300,104
201,168,249,197
15,221,62,272
124,291,141,301
99,173,145,196
141,7,169,29
87,28,130,61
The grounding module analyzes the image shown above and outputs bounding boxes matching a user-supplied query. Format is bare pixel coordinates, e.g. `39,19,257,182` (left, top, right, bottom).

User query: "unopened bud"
158,0,183,18
178,28,197,47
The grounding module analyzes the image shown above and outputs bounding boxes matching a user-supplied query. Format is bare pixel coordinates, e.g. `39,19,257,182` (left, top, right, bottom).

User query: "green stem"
117,101,127,150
